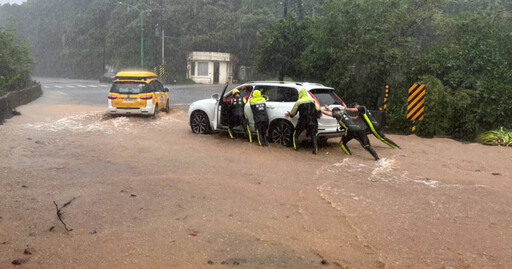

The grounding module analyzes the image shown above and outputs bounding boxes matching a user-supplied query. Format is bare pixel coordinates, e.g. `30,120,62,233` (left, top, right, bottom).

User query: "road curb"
0,83,43,124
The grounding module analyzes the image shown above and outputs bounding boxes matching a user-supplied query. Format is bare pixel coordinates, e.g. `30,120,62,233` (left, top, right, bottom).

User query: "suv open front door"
214,84,230,130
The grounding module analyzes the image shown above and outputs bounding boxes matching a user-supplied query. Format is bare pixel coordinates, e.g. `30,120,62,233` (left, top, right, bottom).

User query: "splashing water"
24,111,183,134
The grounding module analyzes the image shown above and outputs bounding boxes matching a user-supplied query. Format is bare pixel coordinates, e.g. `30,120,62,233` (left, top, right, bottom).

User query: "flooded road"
1,86,512,268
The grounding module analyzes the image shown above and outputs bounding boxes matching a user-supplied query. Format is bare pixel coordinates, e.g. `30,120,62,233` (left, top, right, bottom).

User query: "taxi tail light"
108,96,117,100
141,96,153,100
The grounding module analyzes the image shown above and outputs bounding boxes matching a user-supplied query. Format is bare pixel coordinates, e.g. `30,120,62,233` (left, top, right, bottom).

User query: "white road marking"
88,85,98,88
67,85,75,88
54,85,63,88
44,86,51,88
47,91,68,96
77,85,87,88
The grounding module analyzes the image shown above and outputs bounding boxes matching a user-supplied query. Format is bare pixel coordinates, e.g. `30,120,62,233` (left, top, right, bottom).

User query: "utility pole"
140,11,144,67
160,0,164,65
282,0,288,17
161,29,165,65
102,37,106,73
118,2,145,68
296,0,304,20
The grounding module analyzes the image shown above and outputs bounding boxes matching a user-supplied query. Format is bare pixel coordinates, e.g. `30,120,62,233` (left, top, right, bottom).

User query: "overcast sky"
0,0,25,4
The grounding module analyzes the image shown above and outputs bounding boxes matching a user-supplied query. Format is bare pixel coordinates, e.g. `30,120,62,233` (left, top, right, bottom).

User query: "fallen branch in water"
53,197,77,232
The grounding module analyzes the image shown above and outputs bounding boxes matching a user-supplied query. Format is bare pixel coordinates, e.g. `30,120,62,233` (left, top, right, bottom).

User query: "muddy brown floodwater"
1,103,511,269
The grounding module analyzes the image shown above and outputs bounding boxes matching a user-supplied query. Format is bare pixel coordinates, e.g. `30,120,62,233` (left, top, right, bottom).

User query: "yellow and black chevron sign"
407,84,426,122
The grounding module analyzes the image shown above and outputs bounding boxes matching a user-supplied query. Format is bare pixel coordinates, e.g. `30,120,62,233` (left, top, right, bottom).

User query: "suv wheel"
190,111,211,134
269,120,294,147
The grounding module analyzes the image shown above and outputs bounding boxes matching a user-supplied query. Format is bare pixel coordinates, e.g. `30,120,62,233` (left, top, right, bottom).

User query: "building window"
190,62,196,76
198,62,209,76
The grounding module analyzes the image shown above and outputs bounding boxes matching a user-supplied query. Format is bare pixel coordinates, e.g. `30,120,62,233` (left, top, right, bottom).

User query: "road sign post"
379,84,390,112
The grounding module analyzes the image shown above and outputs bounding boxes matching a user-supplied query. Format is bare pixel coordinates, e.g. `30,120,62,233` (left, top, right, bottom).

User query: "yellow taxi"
107,71,170,116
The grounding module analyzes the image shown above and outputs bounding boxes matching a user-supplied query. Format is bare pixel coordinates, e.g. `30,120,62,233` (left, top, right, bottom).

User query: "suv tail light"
141,96,153,100
108,95,117,100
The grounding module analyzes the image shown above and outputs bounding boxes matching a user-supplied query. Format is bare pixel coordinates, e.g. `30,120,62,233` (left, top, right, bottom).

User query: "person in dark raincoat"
353,104,400,150
227,89,251,142
286,89,321,154
323,105,380,160
249,90,269,147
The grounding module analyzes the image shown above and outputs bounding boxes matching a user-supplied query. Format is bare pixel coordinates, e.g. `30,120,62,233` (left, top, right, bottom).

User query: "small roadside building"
187,52,235,84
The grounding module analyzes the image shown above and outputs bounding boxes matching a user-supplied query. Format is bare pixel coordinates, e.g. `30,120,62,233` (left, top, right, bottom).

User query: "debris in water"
24,248,35,255
12,258,28,265
53,197,78,232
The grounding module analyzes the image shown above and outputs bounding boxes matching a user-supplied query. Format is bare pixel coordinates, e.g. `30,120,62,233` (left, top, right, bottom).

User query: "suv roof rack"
302,82,325,86
247,81,292,84
245,81,326,87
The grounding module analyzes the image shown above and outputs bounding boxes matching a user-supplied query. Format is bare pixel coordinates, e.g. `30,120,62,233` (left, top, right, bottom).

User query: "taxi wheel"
165,99,170,113
190,111,211,134
152,104,159,118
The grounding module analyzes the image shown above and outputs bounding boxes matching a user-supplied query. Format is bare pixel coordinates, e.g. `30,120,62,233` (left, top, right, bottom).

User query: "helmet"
232,89,240,95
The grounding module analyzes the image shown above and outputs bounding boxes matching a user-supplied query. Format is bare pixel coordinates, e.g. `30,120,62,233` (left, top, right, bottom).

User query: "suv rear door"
309,88,346,134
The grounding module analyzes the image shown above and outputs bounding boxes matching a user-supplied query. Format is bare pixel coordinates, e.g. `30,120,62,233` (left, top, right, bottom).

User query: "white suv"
188,81,347,146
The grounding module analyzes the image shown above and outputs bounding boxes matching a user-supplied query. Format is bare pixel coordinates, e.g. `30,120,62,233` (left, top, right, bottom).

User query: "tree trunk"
282,0,288,17
278,70,284,81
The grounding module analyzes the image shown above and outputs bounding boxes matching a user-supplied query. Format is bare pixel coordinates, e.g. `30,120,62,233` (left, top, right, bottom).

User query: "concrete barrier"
0,83,42,124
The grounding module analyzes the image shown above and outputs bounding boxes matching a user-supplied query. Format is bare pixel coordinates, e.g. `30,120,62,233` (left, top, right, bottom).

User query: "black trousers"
228,115,250,140
341,130,379,160
254,120,269,146
294,121,318,154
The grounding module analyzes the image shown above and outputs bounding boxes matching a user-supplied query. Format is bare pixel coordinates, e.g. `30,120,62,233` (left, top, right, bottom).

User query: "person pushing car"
322,105,380,160
352,103,400,150
285,89,321,154
228,89,251,142
249,90,269,147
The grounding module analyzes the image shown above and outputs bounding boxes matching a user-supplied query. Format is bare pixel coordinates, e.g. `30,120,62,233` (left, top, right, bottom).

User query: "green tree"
254,15,308,80
0,28,33,95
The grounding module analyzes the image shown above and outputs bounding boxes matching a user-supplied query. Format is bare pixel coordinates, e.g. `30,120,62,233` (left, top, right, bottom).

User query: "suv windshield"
309,88,344,106
110,83,146,94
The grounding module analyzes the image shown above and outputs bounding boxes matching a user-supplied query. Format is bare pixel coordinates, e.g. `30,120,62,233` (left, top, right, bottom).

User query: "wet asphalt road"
35,77,236,107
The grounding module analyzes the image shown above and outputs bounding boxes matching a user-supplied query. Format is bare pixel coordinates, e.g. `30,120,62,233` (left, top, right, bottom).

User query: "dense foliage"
477,127,512,147
255,0,512,140
0,28,33,95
